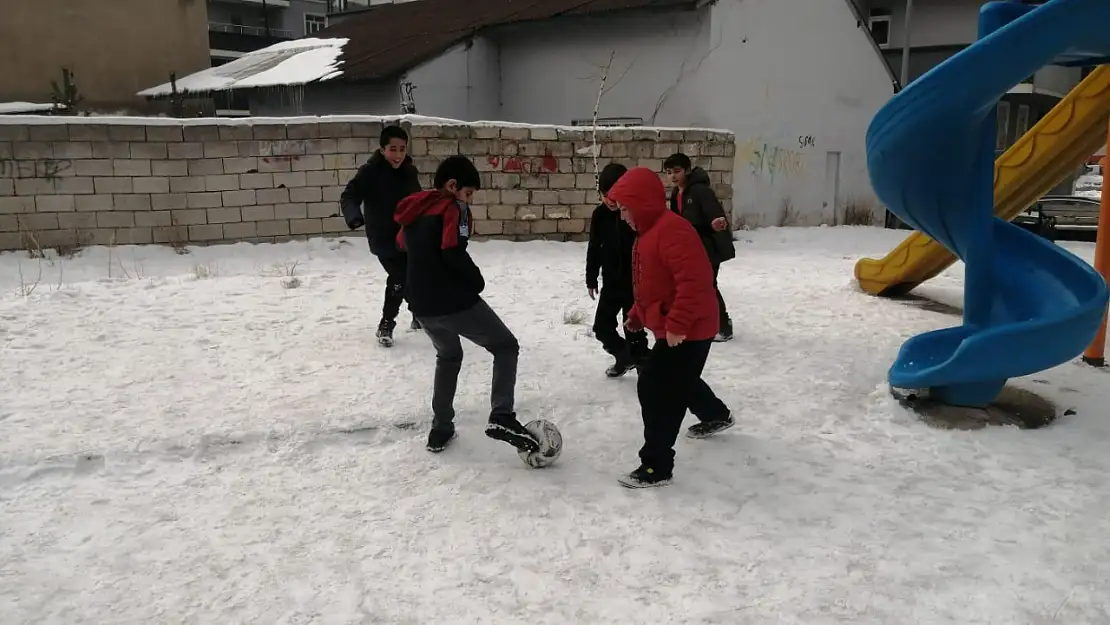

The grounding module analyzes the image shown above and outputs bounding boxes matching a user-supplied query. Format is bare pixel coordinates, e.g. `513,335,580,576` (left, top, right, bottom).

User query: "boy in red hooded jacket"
606,167,735,488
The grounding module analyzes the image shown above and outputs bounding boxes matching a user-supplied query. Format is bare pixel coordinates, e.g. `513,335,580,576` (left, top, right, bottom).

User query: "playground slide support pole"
1082,119,1110,367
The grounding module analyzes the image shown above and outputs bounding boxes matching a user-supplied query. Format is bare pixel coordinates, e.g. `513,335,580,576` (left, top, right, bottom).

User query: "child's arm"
339,165,370,230
585,206,604,292
660,220,716,338
441,208,485,293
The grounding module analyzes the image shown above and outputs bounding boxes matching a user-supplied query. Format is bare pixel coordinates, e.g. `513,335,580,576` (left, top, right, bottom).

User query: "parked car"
1013,195,1100,241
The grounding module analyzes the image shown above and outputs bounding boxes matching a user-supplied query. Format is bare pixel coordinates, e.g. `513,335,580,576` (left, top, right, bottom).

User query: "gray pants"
418,299,519,431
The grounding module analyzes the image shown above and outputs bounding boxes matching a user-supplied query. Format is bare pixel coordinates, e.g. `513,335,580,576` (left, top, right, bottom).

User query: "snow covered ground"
2,227,1110,624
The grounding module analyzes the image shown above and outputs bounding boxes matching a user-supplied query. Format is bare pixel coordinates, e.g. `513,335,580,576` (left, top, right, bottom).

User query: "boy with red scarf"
606,167,735,488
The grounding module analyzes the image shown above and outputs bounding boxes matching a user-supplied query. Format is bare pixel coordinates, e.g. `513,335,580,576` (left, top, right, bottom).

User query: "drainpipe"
262,0,271,38
900,0,914,86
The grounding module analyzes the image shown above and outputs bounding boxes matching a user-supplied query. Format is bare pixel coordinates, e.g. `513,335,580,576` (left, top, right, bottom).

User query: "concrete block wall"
0,117,736,252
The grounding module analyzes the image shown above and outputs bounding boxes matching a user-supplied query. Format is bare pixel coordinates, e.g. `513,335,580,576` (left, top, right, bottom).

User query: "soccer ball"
518,419,563,468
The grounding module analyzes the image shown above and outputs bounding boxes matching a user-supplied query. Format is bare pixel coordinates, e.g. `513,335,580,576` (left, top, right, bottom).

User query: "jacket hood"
686,166,712,188
394,189,455,226
607,167,667,232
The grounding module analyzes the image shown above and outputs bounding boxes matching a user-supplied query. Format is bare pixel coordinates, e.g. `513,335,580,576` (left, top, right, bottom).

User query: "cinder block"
182,126,220,142
113,194,152,211
222,221,257,239
68,125,110,141
242,205,276,222
171,209,207,225
305,170,337,187
13,141,53,159
286,123,320,140
291,155,324,171
500,190,528,205
18,212,59,231
168,142,205,159
97,211,136,228
307,202,337,218
223,157,258,174
290,218,323,234
205,174,239,192
187,192,223,208
53,142,93,159
530,219,558,234
305,139,338,155
134,177,170,194
57,212,98,229
107,125,146,142
336,138,371,154
151,193,188,210
221,189,257,207
289,187,322,203
146,126,184,142
218,125,253,141
169,177,205,193
203,142,238,158
188,224,224,241
274,203,307,219
15,178,54,195
324,154,357,170
28,125,69,141
257,188,290,204
135,211,173,227
35,195,76,212
0,179,10,197
487,205,516,220
253,125,286,140
256,219,290,236
273,171,307,188
75,195,113,212
131,142,168,159
152,160,188,176
238,173,274,189
206,207,241,224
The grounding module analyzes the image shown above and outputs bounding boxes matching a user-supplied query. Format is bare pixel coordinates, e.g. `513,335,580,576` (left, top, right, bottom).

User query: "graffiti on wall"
487,152,558,174
1,159,72,179
259,140,307,164
738,137,808,184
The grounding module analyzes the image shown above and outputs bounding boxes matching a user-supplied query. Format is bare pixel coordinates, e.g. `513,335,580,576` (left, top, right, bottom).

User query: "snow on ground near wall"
0,102,61,115
2,227,1109,624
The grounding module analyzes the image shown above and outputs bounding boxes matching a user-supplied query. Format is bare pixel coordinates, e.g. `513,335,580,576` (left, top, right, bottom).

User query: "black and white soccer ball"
518,419,562,468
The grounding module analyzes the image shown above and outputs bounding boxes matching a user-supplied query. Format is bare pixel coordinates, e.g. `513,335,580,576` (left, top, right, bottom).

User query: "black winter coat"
395,190,485,317
668,167,737,266
340,151,422,257
585,203,636,292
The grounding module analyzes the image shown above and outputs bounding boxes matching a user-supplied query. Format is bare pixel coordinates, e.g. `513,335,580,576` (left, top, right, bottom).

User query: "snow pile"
1074,165,1102,199
137,38,349,97
2,228,1110,623
0,102,62,115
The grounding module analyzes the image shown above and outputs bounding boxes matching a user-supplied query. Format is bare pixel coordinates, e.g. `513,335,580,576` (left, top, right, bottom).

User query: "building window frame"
304,13,328,36
868,9,892,49
996,100,1012,151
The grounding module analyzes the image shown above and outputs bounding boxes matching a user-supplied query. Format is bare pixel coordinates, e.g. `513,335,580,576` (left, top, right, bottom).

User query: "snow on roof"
0,101,62,114
136,38,349,98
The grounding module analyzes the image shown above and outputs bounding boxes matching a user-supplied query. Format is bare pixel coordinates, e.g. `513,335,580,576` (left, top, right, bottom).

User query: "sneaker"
714,322,734,343
410,318,422,332
376,318,397,347
605,352,637,378
426,427,456,453
617,465,672,488
484,414,540,452
686,413,736,439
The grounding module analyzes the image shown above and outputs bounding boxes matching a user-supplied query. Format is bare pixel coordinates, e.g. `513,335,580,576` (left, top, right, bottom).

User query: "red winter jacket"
607,167,720,342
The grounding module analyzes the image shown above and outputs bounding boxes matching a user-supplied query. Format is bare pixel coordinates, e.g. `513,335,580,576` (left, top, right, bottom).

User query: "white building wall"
494,11,710,127
403,38,501,120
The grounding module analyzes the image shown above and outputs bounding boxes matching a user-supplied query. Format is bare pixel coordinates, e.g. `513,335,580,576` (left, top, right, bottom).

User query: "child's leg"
636,340,715,474
618,289,650,363
592,286,628,357
436,299,519,418
417,317,464,432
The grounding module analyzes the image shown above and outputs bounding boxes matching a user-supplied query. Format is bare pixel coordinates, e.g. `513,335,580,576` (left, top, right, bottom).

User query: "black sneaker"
617,465,672,488
714,323,734,343
376,318,397,347
605,352,636,378
685,413,735,439
426,427,456,453
484,414,540,452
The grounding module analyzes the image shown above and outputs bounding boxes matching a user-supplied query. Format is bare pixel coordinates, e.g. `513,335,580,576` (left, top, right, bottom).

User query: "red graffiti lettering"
486,151,558,173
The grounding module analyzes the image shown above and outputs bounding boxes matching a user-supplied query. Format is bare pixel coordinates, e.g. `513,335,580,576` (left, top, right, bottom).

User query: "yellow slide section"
855,65,1110,297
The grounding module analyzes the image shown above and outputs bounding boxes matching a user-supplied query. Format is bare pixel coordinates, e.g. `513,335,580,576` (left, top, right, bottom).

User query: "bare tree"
590,51,616,194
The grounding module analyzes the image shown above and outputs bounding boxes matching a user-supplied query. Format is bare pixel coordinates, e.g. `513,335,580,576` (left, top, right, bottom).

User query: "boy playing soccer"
586,163,648,377
340,125,423,347
606,167,735,488
394,156,541,454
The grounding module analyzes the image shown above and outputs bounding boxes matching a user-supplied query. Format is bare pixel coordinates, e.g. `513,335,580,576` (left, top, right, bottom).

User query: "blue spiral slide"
867,0,1110,407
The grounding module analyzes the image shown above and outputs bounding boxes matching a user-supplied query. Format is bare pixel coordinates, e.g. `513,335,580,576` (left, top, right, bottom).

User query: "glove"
345,214,365,230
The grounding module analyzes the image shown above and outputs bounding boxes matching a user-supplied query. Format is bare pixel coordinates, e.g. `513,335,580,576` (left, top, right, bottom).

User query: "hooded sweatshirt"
339,151,422,257
394,190,485,317
607,167,720,342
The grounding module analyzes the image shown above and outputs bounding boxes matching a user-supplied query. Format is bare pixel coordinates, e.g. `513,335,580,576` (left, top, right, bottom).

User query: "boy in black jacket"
586,163,648,377
394,156,540,455
340,125,423,347
663,152,737,342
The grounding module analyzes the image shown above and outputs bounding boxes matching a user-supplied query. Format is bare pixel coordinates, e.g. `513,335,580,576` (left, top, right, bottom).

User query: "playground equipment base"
893,386,1060,430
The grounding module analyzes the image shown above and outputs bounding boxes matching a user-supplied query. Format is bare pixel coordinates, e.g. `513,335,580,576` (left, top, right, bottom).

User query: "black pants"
376,252,407,322
593,284,649,361
418,299,520,431
637,339,729,474
712,264,731,332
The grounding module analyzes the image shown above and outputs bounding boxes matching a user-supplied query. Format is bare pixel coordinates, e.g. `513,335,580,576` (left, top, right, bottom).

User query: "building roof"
323,0,698,83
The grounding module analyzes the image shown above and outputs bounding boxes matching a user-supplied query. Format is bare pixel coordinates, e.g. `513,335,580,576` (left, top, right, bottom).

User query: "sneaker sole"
617,475,672,488
685,418,736,439
484,424,539,452
426,432,457,453
377,337,394,347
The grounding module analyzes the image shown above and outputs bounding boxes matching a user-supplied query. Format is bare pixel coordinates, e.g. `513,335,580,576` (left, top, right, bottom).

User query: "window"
328,0,348,13
1016,104,1030,137
868,9,892,49
304,14,327,35
996,100,1011,151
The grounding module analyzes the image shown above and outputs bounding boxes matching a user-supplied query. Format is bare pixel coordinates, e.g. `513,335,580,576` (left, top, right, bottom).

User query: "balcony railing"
208,22,293,38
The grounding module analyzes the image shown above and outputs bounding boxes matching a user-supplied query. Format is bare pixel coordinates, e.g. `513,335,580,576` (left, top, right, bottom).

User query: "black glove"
345,214,365,230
